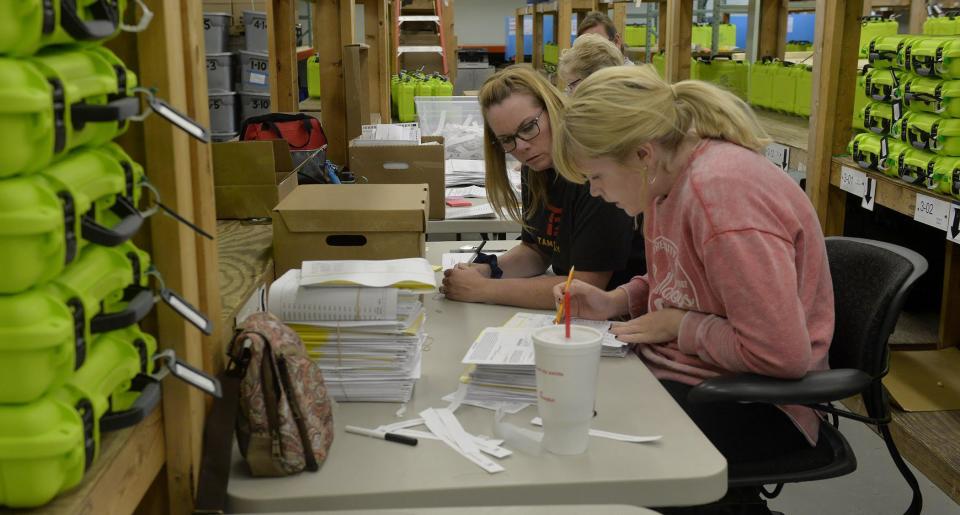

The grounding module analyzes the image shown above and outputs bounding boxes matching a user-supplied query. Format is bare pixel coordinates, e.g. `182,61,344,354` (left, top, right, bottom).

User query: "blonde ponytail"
554,65,771,183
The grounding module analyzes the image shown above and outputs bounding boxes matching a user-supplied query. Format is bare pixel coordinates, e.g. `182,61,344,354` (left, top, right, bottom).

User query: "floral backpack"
195,313,334,512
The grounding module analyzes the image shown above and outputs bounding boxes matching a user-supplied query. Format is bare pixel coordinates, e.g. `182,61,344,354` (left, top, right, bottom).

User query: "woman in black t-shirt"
441,66,645,309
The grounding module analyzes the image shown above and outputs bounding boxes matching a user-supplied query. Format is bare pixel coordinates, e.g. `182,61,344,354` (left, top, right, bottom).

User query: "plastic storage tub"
244,11,268,52
307,55,322,98
415,96,485,160
867,35,916,70
208,91,238,134
852,69,870,130
903,111,960,155
206,52,233,92
794,64,813,116
904,36,960,78
0,0,129,56
624,25,656,47
748,59,776,109
238,50,270,93
772,62,798,113
203,12,231,53
239,91,271,123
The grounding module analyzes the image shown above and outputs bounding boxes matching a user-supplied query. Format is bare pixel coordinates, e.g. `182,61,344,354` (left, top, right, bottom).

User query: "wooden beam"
658,0,667,53
806,0,862,228
516,14,525,64
314,0,355,165
179,0,222,378
365,0,391,120
942,244,960,349
664,0,693,82
557,0,574,52
268,0,298,113
613,2,627,38
758,0,788,59
533,11,544,70
909,0,926,35
443,0,457,84
137,1,209,513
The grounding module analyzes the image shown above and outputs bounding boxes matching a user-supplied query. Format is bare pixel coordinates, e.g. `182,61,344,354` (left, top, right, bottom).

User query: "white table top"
428,199,520,235
226,241,726,512
236,506,660,515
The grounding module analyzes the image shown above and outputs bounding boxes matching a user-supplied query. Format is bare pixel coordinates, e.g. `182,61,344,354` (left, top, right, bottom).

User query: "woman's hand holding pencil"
553,277,630,322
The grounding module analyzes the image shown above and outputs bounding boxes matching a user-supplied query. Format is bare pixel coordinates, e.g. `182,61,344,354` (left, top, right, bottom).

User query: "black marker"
345,425,418,446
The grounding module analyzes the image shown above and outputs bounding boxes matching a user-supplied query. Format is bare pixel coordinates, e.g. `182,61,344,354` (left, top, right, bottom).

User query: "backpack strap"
194,331,254,514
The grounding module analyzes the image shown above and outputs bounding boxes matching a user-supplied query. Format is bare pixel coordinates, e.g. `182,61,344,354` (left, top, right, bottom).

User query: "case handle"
71,97,141,130
100,375,161,432
59,0,119,41
81,196,144,247
90,288,155,334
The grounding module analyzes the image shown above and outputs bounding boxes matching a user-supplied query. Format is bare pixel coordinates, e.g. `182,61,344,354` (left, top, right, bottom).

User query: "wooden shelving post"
313,0,356,165
758,0,788,59
806,0,862,234
365,0,392,121
663,0,693,82
268,0,300,113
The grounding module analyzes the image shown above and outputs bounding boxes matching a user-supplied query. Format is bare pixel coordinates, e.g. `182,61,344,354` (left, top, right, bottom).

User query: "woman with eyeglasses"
440,65,645,309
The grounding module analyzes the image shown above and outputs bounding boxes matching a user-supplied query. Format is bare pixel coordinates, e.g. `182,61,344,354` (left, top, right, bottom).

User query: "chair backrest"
825,237,928,377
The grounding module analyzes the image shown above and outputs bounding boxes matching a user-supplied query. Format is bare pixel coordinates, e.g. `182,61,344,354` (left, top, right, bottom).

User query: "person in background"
440,66,645,309
576,11,634,64
553,65,834,514
558,33,624,94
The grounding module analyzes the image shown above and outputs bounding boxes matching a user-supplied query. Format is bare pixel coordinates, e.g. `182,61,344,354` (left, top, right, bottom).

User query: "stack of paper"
503,312,629,357
354,123,421,146
445,203,496,220
460,328,538,405
445,185,487,198
445,159,486,187
267,258,437,402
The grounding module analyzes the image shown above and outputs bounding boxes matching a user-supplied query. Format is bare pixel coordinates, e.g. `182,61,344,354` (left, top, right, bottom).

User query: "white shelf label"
764,143,790,170
839,166,867,196
914,193,950,231
861,176,877,211
249,72,267,85
949,204,960,244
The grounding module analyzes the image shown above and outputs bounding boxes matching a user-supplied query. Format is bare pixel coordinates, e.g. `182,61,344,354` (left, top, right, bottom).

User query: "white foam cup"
532,325,603,455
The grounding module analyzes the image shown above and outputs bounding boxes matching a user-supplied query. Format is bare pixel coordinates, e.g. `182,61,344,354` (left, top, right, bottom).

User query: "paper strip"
530,417,662,443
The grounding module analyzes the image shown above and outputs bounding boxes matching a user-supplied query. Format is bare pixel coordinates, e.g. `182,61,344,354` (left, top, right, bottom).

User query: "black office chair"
689,237,928,515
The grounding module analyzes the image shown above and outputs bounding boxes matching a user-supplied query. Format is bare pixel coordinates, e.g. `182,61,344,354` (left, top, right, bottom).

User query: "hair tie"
670,83,680,102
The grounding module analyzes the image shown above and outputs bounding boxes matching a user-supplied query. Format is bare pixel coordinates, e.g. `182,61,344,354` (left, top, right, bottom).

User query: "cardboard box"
349,136,445,220
213,140,299,219
272,184,429,277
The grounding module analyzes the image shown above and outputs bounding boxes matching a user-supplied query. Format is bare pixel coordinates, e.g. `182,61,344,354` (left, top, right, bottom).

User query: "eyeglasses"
495,110,545,153
564,78,583,94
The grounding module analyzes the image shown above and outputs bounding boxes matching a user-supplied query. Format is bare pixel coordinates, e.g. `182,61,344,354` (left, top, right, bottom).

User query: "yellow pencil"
554,265,576,324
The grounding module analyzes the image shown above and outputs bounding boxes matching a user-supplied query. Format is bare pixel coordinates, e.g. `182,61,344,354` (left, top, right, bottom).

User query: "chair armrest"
688,369,873,405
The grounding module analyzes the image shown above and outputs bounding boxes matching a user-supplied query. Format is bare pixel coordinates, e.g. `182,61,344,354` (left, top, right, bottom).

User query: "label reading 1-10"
250,59,267,71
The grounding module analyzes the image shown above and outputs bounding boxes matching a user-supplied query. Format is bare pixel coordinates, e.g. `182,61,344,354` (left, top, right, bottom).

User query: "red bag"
240,113,327,150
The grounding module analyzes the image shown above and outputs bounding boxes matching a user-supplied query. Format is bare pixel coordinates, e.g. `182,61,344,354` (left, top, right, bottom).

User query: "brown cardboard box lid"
274,184,429,233
213,140,294,185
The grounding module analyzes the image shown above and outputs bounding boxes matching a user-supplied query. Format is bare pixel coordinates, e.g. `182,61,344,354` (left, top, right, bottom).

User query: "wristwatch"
472,252,504,279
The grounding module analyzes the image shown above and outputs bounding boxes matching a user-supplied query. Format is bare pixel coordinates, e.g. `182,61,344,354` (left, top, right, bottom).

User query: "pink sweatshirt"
621,139,834,446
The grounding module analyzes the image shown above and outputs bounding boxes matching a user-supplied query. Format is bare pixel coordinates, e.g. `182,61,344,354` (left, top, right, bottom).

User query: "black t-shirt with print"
520,168,646,289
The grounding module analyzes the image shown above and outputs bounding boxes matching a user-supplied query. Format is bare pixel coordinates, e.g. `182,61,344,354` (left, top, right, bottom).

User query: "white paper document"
445,158,486,187
269,269,400,321
445,186,488,198
503,312,628,357
441,249,506,271
355,123,421,145
299,258,437,290
462,328,534,366
446,203,496,220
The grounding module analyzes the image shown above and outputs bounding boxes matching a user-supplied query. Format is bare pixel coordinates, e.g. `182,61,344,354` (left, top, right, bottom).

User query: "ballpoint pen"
468,239,487,264
345,425,418,446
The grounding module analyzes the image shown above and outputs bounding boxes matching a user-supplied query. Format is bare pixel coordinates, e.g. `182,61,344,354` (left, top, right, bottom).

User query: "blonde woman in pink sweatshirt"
553,65,834,514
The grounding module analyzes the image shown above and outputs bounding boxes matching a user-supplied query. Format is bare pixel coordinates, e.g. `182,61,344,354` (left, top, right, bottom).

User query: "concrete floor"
769,419,960,515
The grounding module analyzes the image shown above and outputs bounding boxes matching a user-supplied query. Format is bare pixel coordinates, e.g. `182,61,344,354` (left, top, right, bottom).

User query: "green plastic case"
624,25,656,47
748,59,776,110
900,74,960,117
899,111,960,155
772,62,798,113
307,55,321,98
864,68,904,102
0,325,150,508
848,132,909,175
859,101,900,135
924,16,959,36
867,35,916,70
397,78,416,122
0,243,152,404
930,156,960,197
794,64,813,116
859,18,899,58
0,0,129,56
897,148,939,186
0,47,139,177
904,36,960,79
0,143,145,294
